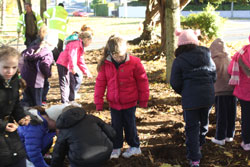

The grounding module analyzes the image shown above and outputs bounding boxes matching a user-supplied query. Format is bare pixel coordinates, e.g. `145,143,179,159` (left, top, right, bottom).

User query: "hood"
179,46,212,68
22,44,42,61
210,38,228,59
56,107,86,129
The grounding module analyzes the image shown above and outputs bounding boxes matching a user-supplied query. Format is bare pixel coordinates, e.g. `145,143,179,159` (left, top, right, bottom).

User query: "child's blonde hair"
97,35,127,72
0,45,20,61
78,31,92,43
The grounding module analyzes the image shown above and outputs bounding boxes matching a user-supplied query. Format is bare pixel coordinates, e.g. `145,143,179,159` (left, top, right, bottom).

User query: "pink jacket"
56,39,91,77
228,46,250,101
94,55,149,111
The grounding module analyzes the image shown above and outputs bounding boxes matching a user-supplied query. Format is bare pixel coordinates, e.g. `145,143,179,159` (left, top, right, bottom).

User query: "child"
228,36,250,151
18,104,69,167
209,38,237,146
63,25,94,99
20,32,55,106
170,29,216,167
0,45,30,166
51,105,116,167
56,31,93,103
94,35,149,159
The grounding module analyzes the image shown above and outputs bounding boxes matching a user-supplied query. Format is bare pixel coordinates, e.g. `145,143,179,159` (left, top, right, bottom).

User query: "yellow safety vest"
43,6,69,40
17,11,43,41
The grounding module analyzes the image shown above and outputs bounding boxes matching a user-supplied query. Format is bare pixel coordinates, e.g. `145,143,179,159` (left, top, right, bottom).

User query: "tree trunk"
1,0,6,29
165,0,180,83
40,0,47,19
17,0,23,15
128,0,159,45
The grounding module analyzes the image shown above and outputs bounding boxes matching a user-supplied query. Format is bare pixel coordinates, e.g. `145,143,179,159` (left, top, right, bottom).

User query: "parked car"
73,10,89,17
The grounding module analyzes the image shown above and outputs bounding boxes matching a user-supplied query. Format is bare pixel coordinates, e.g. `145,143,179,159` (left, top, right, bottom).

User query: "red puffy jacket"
94,55,149,110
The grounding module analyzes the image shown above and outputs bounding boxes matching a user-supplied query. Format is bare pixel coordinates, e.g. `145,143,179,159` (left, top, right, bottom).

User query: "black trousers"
110,106,140,149
215,95,237,140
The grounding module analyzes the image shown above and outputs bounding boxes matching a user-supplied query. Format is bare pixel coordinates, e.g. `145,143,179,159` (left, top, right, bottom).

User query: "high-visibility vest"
43,6,69,40
17,11,43,41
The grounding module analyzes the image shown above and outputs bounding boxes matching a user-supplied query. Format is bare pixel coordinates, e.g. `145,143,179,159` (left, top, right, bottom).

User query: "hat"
175,29,200,46
45,102,82,121
45,103,69,121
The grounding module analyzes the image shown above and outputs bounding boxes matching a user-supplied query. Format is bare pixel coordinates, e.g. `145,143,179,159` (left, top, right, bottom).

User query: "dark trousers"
183,106,211,161
5,158,26,167
111,106,140,149
215,95,237,140
57,64,76,103
42,78,50,102
52,39,63,62
239,99,250,144
22,87,43,106
25,34,37,48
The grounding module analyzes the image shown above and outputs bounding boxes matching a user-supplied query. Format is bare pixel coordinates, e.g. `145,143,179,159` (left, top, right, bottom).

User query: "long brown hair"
97,35,127,72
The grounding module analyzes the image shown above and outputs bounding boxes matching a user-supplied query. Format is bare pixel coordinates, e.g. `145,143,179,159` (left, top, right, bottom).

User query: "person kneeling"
51,106,116,167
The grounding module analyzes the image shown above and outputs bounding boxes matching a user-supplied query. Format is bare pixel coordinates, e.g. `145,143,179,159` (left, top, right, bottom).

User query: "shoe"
42,101,47,106
190,160,200,167
211,138,225,145
225,137,233,142
110,149,121,159
241,142,250,151
122,147,141,158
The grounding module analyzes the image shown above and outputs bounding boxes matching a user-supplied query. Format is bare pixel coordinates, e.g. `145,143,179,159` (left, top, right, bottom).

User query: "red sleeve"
94,65,107,111
134,58,149,108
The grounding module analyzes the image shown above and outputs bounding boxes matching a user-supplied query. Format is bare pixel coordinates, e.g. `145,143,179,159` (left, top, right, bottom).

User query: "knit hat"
175,29,200,46
45,103,69,121
45,102,82,121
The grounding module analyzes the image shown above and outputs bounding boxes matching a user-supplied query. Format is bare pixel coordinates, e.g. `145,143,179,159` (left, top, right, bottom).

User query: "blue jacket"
18,114,55,167
170,46,216,110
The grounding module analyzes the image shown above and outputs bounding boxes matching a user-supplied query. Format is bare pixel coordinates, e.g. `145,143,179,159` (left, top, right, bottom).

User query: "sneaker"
122,147,141,158
241,142,250,151
190,160,200,167
211,138,225,145
110,149,121,159
42,101,47,106
225,137,233,142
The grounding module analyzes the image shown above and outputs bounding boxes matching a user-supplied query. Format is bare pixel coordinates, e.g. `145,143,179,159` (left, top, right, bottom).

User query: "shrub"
181,3,226,41
95,4,108,16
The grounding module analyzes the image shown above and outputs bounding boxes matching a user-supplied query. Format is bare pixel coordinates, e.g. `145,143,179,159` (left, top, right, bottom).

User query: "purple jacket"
21,45,53,88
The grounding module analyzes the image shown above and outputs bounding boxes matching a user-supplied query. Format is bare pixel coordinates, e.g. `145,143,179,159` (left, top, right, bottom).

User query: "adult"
43,3,69,61
17,2,43,48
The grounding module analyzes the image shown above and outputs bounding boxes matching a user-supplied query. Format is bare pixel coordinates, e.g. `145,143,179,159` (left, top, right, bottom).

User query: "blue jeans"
22,87,43,106
111,106,140,149
183,106,211,161
215,95,237,140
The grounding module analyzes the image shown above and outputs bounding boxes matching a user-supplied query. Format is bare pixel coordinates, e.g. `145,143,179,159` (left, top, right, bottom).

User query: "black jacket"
0,74,27,166
170,46,216,110
51,107,116,167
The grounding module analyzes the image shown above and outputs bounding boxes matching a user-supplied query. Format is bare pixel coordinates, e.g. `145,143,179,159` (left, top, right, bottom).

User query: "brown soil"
45,46,250,167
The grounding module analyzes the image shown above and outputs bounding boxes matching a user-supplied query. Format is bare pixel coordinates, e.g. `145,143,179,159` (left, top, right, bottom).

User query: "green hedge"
95,4,108,16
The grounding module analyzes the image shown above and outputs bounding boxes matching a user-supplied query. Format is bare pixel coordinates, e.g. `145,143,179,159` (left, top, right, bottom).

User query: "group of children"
1,22,250,167
171,29,250,167
0,21,149,166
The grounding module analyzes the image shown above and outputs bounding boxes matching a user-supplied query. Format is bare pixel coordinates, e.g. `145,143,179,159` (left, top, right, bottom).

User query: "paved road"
222,19,250,42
